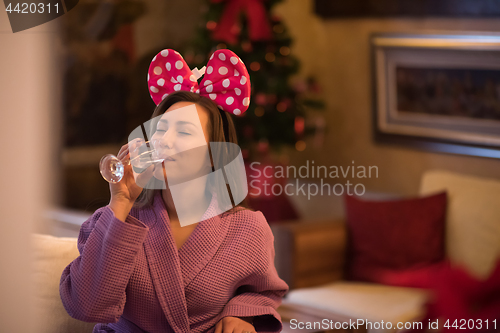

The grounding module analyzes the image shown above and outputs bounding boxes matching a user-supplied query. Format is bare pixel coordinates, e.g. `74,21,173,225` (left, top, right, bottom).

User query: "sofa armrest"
271,219,347,290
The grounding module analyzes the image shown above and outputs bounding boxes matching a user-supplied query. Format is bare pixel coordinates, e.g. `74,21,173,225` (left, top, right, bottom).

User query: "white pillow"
30,233,95,333
420,170,500,280
285,281,429,330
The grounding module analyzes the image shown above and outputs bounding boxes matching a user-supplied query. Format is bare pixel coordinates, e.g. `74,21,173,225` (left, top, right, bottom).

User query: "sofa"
271,169,500,332
29,169,500,333
31,233,96,333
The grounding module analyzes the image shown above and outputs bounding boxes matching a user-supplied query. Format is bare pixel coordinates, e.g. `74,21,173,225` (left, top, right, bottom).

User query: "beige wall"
275,0,500,196
0,8,61,331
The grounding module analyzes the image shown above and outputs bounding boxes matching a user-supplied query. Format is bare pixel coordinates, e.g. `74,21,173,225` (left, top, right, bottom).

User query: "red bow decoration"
147,49,251,116
211,0,272,45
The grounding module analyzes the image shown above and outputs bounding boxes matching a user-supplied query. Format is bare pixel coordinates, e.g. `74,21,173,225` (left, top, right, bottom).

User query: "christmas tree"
183,0,325,159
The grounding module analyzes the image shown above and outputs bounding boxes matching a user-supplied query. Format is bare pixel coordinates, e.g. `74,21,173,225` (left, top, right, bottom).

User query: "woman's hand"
214,316,255,333
108,140,155,221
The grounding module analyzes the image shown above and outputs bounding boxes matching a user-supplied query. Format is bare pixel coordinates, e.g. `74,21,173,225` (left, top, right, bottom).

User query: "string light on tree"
206,21,217,30
250,61,260,71
255,93,267,105
258,139,269,154
265,53,275,62
277,102,287,112
295,140,306,151
241,41,252,52
294,116,305,136
280,46,290,56
254,106,265,117
230,24,241,35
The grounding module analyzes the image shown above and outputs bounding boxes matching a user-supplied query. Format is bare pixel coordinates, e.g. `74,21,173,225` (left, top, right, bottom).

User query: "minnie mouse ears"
148,49,251,116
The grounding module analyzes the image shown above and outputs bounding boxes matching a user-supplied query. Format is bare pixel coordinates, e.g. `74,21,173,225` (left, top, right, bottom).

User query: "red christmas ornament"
294,116,305,137
211,0,272,45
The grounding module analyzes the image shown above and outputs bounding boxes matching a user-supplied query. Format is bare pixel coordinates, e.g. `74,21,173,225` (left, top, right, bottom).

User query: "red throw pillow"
344,191,447,283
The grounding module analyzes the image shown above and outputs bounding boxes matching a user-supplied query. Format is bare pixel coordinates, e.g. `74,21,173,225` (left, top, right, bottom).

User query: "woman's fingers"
134,162,156,188
214,321,222,333
117,144,129,161
118,150,130,162
117,138,146,161
128,138,145,153
127,138,147,159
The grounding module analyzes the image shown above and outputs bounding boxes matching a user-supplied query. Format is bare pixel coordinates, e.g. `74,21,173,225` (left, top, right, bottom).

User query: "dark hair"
134,91,248,212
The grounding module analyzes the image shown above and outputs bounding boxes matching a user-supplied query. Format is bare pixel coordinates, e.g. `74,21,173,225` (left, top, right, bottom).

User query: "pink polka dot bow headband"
148,49,251,116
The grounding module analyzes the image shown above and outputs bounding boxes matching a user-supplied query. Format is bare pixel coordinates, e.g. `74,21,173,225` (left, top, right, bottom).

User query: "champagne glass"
99,139,164,183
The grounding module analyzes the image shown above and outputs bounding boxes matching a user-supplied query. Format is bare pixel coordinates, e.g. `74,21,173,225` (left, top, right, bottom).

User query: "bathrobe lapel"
140,191,230,333
178,194,229,289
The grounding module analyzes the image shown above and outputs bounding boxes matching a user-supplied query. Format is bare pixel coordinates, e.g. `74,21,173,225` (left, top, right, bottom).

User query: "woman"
59,49,289,333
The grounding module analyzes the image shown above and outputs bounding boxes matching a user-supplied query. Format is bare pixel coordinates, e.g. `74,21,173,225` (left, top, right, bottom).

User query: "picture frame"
315,0,500,18
371,32,500,159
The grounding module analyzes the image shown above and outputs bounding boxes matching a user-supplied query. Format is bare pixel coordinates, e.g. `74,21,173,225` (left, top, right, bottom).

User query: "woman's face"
151,101,212,185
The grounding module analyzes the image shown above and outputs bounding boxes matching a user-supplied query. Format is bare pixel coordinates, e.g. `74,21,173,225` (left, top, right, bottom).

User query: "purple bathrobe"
59,190,289,333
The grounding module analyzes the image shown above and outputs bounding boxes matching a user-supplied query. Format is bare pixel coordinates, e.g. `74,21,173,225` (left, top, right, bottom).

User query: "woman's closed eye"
155,128,191,135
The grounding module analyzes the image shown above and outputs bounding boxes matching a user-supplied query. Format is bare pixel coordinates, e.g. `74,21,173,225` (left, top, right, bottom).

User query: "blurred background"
2,0,500,331
55,0,500,222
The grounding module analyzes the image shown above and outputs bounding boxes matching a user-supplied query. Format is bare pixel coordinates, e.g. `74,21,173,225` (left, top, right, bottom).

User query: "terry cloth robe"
59,190,289,333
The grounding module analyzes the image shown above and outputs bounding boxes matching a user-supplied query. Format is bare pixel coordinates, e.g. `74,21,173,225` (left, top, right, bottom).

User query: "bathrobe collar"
139,190,230,333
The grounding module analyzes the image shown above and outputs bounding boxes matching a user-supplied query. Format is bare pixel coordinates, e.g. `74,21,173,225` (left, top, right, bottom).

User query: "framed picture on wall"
315,0,500,18
372,32,500,159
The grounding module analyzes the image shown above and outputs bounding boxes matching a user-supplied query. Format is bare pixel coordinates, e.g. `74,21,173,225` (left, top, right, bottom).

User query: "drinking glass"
99,139,163,183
